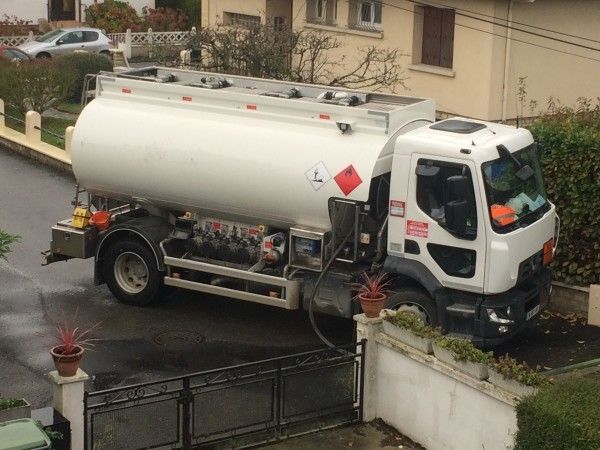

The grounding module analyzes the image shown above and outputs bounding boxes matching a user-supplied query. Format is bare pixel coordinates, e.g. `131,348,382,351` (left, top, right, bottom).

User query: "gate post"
354,314,382,422
49,369,89,450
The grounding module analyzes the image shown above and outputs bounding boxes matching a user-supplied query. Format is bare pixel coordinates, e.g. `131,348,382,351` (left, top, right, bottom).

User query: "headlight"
486,306,514,324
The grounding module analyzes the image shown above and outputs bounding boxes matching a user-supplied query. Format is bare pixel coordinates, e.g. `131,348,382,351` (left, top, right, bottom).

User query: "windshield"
482,144,548,231
35,30,64,43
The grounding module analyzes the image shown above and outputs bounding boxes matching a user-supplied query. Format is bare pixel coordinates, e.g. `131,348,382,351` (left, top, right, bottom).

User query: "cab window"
416,159,477,236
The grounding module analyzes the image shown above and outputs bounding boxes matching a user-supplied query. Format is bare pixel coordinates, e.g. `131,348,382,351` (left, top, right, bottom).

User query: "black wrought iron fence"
84,340,365,449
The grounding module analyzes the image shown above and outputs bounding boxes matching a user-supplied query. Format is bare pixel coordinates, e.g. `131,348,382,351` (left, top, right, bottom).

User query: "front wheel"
101,239,163,306
384,288,438,326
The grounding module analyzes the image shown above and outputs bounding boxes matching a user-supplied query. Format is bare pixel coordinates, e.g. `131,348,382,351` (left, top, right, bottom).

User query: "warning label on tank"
406,220,428,238
334,164,362,196
305,161,332,191
390,200,405,217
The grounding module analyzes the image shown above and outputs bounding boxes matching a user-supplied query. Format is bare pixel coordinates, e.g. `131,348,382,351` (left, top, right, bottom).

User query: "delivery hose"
308,228,355,348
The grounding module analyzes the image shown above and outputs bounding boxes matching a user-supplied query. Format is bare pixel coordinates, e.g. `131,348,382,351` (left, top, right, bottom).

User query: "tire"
101,239,163,306
36,52,51,59
100,50,110,57
384,288,438,326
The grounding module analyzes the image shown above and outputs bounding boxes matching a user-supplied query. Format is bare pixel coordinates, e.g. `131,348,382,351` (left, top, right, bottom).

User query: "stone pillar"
64,126,75,163
589,285,600,327
354,313,382,421
49,369,89,450
25,110,41,144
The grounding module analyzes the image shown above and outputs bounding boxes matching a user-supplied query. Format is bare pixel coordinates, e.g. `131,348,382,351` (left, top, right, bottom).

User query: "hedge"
54,53,113,102
528,104,600,286
515,378,600,449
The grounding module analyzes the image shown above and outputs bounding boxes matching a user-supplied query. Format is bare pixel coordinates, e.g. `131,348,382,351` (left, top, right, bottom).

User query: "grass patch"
515,378,600,449
4,107,75,149
55,101,84,115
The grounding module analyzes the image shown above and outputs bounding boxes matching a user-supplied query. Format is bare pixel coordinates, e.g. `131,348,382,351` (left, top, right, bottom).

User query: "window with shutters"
419,6,455,69
306,0,337,26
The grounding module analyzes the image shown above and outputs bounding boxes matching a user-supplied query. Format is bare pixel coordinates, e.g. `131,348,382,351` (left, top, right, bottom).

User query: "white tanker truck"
43,67,558,345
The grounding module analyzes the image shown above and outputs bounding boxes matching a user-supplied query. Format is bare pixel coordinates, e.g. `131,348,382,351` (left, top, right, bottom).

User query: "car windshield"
482,144,548,230
35,30,64,43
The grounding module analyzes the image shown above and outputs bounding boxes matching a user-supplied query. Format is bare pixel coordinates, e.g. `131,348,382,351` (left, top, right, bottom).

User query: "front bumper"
441,267,552,347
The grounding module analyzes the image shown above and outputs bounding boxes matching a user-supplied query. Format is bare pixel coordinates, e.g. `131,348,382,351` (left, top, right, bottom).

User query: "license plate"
526,304,541,320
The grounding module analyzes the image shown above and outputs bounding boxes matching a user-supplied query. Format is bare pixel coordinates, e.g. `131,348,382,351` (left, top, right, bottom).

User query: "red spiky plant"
352,272,391,300
54,310,101,356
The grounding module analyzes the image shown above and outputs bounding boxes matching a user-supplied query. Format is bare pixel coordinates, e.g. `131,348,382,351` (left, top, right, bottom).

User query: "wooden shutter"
421,6,442,66
440,9,455,68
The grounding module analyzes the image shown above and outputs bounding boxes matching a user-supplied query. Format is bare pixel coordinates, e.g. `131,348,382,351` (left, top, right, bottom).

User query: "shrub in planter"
489,354,546,397
433,337,492,380
0,398,31,421
54,53,114,103
352,272,390,318
382,310,441,354
515,378,600,449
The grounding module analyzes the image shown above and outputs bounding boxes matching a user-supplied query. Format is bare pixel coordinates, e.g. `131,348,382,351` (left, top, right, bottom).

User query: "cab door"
403,154,486,293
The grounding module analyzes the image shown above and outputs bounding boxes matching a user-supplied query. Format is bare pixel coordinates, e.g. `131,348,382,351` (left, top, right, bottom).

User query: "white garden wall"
356,315,519,450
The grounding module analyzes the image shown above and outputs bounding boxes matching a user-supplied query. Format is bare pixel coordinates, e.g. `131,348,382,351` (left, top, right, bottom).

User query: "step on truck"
43,67,559,345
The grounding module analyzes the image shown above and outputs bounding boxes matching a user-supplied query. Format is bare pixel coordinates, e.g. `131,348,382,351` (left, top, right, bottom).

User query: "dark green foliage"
0,230,19,261
54,53,113,102
515,378,600,449
437,337,492,364
528,100,600,285
385,311,441,339
0,398,26,411
492,354,545,387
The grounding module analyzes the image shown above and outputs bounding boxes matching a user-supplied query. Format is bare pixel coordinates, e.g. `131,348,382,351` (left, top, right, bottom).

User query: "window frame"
357,0,382,28
419,5,455,69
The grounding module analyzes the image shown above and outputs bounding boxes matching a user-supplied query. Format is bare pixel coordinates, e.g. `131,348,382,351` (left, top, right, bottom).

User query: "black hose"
308,228,354,348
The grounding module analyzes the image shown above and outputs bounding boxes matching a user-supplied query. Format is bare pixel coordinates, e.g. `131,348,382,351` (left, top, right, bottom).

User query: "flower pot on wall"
432,342,489,380
488,368,538,397
358,293,386,318
382,320,434,354
0,399,31,422
50,345,84,377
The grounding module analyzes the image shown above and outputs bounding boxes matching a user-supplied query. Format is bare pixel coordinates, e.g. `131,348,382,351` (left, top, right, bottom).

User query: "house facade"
1,0,155,26
199,0,600,121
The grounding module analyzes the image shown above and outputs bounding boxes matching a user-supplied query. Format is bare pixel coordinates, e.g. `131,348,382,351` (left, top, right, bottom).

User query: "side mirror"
445,200,469,235
446,175,470,202
56,39,63,46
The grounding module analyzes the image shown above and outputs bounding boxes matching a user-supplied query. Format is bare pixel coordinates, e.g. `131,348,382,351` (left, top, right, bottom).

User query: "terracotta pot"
50,345,84,377
358,293,386,318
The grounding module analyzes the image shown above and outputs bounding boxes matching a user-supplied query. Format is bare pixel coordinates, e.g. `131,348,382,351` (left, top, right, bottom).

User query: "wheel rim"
114,252,148,294
393,302,431,325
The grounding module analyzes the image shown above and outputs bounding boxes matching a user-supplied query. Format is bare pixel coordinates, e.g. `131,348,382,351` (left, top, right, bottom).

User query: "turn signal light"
543,238,554,266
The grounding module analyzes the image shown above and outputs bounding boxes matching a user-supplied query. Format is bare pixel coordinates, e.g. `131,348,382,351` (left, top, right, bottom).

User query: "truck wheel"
385,288,437,326
102,240,163,306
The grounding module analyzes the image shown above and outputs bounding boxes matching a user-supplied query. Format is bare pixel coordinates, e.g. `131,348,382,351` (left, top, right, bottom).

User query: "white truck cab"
43,67,558,346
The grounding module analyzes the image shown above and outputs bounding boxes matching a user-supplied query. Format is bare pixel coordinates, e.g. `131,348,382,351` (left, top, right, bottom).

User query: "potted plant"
352,272,390,318
0,398,31,422
382,310,441,354
489,354,546,397
50,318,100,377
432,337,492,380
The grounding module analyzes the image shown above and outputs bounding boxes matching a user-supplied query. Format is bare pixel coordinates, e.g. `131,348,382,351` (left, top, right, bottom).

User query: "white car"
18,28,113,59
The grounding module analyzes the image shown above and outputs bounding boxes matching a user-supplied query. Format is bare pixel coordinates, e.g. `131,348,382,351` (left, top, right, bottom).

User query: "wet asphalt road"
0,147,353,408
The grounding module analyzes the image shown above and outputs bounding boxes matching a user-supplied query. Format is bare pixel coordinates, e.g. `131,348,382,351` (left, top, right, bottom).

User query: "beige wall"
201,0,600,121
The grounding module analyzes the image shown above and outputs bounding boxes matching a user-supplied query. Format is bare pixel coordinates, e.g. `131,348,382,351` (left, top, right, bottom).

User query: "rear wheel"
102,239,163,306
384,288,437,326
36,52,51,59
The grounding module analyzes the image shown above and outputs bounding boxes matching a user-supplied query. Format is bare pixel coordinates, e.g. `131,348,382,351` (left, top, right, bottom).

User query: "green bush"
528,101,600,285
0,59,74,114
0,398,26,411
515,378,600,449
385,311,441,339
437,337,492,364
85,0,143,33
55,53,113,102
492,354,545,387
0,230,19,260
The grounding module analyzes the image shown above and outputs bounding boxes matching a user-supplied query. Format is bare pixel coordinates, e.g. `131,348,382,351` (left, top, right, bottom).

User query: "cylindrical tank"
72,96,397,229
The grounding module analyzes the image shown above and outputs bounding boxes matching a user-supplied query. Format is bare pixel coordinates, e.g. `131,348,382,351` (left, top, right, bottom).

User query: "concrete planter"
432,343,489,380
488,368,538,398
0,399,31,422
382,320,434,354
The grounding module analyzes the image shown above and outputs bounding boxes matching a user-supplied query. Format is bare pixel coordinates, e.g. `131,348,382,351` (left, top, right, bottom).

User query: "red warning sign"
334,164,362,196
406,220,428,238
390,200,405,217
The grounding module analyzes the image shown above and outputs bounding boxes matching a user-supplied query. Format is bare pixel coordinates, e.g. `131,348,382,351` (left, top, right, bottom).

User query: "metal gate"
84,340,365,449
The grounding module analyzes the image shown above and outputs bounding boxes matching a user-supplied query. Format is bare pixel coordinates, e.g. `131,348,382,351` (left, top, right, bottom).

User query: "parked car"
0,46,32,62
18,28,113,59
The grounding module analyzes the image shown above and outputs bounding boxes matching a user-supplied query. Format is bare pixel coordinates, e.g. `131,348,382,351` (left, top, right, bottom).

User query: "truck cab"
385,119,556,345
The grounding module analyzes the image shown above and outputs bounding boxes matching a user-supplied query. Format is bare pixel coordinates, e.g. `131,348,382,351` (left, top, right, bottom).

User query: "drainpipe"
501,0,514,122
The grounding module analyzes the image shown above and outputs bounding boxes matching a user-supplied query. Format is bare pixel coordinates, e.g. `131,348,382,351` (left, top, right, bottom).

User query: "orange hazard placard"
334,164,362,196
406,220,428,238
